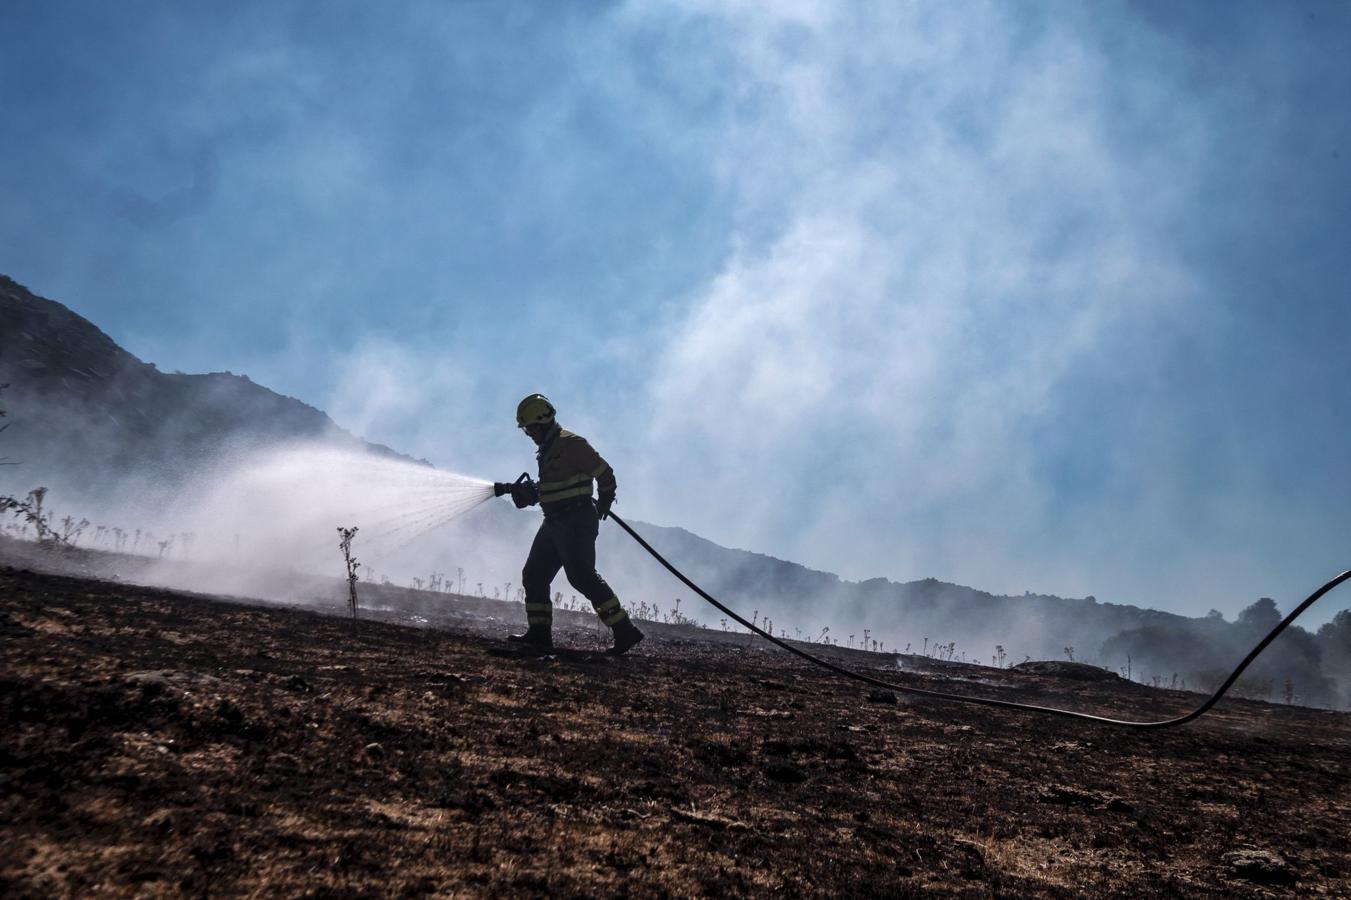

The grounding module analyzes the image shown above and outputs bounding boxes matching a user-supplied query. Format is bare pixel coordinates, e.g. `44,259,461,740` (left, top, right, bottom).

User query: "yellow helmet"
516,393,556,429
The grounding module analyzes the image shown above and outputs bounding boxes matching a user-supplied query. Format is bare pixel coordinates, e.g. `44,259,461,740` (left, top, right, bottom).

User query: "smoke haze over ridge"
0,1,1349,627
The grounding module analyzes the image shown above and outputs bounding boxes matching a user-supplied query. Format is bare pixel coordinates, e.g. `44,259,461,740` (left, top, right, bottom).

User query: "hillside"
3,565,1348,896
0,274,419,503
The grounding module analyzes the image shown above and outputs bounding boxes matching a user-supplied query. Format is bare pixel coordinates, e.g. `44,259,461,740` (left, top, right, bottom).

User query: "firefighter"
493,394,644,655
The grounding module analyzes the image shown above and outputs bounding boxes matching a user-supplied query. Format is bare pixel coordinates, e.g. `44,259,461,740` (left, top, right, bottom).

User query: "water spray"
169,446,497,595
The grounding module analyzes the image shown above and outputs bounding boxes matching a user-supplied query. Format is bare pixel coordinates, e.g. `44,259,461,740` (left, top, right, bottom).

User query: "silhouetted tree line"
1101,597,1351,707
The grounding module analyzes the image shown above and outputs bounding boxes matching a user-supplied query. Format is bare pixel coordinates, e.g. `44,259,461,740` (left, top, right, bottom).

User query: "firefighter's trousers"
522,500,630,628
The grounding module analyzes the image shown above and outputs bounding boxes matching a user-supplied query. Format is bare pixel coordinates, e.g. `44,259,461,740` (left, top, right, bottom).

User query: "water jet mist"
164,445,496,599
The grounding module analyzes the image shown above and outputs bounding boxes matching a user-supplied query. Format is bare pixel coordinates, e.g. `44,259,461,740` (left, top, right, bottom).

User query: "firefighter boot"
507,624,553,650
607,617,645,656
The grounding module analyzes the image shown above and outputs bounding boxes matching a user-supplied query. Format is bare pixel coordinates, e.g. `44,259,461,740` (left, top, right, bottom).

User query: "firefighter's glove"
510,479,540,509
596,491,615,521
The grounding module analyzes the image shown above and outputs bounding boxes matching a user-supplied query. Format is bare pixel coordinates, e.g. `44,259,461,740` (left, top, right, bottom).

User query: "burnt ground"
2,565,1349,898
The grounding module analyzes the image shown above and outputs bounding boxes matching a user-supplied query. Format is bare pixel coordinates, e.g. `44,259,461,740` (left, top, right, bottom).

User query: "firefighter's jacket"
535,426,616,513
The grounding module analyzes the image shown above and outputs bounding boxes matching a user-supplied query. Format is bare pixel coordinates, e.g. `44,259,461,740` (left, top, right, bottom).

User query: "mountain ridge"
0,274,424,498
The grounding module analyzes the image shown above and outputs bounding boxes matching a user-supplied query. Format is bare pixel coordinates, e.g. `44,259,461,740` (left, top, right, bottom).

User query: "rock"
364,742,386,760
1223,849,1296,887
126,671,173,690
867,689,897,704
1103,797,1134,813
126,670,221,691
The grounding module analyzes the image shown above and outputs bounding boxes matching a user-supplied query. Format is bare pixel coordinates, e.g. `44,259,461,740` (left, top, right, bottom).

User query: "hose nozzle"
494,472,539,508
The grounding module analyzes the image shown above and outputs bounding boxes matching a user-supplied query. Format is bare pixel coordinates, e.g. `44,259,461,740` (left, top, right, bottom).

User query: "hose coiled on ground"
608,512,1349,729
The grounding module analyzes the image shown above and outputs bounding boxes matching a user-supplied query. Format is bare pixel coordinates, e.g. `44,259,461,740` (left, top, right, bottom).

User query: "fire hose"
606,511,1350,730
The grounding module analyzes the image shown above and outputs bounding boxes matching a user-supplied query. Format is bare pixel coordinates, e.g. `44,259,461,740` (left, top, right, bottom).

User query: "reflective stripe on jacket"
535,427,616,509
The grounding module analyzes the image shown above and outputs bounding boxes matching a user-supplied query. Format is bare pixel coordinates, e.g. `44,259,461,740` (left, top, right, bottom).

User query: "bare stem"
337,526,360,621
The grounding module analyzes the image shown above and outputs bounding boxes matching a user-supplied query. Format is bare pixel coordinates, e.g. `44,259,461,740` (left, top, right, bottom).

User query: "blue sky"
2,1,1349,622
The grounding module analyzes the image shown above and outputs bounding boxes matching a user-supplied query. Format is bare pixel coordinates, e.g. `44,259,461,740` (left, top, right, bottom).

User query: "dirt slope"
2,566,1348,897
